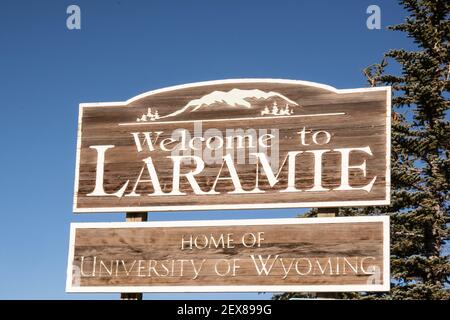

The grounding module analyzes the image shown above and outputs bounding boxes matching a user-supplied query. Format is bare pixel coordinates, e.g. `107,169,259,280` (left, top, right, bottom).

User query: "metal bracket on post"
120,212,148,300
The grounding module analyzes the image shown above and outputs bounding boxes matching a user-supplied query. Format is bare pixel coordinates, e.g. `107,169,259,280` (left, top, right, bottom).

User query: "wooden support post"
317,207,337,218
124,212,148,222
120,212,148,301
316,207,338,299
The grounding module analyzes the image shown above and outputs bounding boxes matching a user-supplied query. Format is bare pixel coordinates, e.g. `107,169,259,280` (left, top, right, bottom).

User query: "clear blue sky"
0,0,415,299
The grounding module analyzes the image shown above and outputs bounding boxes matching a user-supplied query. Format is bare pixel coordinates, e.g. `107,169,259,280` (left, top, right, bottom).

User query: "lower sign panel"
66,216,389,293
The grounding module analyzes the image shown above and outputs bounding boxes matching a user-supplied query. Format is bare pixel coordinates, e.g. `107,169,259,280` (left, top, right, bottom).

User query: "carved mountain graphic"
137,88,301,122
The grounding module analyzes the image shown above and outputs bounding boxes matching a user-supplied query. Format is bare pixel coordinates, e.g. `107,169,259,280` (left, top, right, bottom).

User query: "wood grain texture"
66,217,389,292
120,212,147,300
73,80,390,213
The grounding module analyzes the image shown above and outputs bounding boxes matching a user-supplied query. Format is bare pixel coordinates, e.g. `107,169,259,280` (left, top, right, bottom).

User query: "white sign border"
73,79,391,213
66,216,390,293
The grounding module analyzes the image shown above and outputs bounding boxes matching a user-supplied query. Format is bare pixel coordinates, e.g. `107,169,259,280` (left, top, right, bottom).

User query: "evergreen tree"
275,0,449,300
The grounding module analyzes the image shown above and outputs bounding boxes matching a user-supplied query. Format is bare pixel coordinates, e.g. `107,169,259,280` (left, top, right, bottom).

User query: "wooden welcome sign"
73,79,391,212
66,216,390,292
